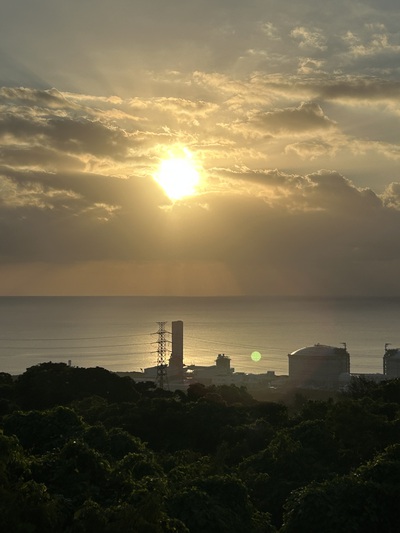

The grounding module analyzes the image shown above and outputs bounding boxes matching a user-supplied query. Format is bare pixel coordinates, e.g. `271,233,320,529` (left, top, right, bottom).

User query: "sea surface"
1,296,399,376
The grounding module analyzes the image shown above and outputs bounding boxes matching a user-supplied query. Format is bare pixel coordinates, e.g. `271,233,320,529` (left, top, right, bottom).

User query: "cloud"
285,140,337,160
349,139,400,160
318,79,400,102
0,174,81,209
381,182,400,209
0,113,131,161
0,169,167,264
0,86,69,107
297,58,326,75
148,169,400,296
1,77,400,295
0,146,84,172
343,24,400,58
260,21,281,41
291,27,328,51
1,1,400,296
252,102,336,134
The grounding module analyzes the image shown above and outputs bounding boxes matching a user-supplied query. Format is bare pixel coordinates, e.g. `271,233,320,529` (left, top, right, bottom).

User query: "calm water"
1,296,399,376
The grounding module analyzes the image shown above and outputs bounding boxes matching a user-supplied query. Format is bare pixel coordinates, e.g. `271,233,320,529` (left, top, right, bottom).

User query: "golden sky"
1,0,400,296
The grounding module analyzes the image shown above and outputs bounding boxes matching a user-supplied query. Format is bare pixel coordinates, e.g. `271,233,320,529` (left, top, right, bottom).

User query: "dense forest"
1,362,399,532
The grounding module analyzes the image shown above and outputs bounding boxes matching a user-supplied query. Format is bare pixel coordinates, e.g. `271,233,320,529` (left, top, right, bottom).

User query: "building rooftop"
289,343,347,357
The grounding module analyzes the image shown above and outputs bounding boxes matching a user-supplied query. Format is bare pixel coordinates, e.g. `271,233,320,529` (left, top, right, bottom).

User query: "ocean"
1,296,399,376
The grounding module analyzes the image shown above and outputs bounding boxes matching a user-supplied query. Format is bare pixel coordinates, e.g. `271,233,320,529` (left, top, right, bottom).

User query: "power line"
0,333,152,342
20,351,151,358
0,342,153,350
0,331,283,357
185,333,282,351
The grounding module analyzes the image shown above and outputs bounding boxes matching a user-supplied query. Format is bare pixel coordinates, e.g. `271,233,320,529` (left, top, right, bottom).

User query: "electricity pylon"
155,321,169,389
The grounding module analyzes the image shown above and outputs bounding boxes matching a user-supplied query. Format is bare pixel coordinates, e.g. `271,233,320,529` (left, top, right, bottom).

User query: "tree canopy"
1,364,400,531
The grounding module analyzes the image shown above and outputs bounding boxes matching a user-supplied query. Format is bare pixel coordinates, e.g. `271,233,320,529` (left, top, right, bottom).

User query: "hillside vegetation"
1,363,399,532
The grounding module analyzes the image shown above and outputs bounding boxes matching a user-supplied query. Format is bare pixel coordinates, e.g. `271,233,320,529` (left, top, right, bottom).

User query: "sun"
153,148,201,201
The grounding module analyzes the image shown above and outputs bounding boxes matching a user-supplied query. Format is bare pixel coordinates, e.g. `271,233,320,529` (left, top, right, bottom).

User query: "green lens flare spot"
251,351,262,362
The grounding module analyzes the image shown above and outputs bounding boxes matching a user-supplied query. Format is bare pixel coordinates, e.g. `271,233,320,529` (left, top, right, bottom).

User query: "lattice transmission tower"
155,321,169,389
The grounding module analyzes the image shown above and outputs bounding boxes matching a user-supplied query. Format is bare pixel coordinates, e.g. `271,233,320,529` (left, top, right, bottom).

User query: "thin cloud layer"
1,1,400,295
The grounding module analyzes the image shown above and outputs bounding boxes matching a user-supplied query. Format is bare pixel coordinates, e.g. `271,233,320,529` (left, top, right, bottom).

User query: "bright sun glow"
154,149,201,201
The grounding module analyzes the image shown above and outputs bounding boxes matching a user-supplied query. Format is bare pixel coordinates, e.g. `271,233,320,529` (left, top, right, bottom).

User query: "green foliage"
15,362,140,409
70,494,186,533
344,376,400,404
83,425,146,460
328,398,391,467
3,406,84,454
344,375,382,400
0,372,14,401
0,430,64,531
0,372,18,416
167,475,275,533
70,499,108,532
251,401,288,427
217,418,274,467
281,445,400,532
71,395,110,424
0,429,30,486
117,451,163,481
187,383,255,406
297,398,332,421
186,382,207,401
1,362,400,531
0,372,13,385
378,378,400,403
0,479,65,532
